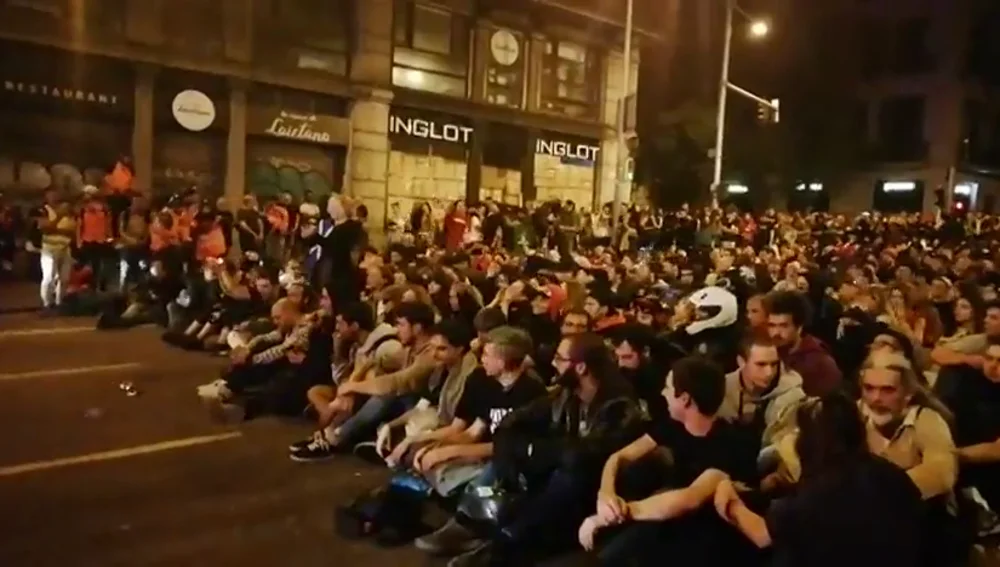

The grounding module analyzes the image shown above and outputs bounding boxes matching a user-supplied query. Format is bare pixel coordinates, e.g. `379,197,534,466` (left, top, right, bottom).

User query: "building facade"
837,0,1000,214
0,0,660,229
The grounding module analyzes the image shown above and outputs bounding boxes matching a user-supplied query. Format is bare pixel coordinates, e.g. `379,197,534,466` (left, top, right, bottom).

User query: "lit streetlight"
748,20,770,39
711,0,776,208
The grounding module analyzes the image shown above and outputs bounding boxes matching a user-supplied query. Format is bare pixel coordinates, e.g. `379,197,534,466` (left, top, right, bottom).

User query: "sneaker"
288,430,325,453
416,518,483,556
446,541,493,567
289,433,338,463
196,379,232,401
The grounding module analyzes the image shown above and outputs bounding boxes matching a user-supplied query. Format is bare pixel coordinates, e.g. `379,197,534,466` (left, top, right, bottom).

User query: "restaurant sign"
249,108,350,146
3,80,120,106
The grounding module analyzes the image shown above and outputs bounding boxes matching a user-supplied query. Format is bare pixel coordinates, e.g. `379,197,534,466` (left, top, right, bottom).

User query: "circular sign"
490,30,520,66
171,89,216,132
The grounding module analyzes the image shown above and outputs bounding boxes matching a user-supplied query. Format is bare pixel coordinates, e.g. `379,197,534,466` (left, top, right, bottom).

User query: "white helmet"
685,286,738,336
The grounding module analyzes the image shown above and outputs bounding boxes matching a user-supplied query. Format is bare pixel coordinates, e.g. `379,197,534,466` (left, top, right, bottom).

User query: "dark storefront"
245,87,350,201
0,40,133,198
152,71,228,198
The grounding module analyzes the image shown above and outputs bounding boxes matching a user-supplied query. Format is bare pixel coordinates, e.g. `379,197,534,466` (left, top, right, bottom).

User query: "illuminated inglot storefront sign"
389,113,600,161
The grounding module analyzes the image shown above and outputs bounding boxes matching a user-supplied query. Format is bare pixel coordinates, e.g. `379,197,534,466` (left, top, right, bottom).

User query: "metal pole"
711,0,734,209
611,0,634,239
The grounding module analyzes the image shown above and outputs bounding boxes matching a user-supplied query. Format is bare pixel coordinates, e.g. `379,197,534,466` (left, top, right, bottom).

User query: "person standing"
38,193,77,314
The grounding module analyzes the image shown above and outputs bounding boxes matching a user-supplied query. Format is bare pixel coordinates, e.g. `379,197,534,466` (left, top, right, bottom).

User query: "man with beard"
610,324,665,420
417,333,644,566
776,351,960,565
765,291,842,396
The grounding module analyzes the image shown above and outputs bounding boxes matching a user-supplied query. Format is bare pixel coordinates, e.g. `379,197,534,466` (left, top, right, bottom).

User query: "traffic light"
934,188,945,208
756,99,780,124
756,103,771,123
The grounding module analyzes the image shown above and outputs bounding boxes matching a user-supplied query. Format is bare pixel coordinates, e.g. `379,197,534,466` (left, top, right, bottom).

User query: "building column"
595,47,639,209
131,64,155,193
348,89,393,238
466,120,485,203
224,79,248,206
521,130,538,205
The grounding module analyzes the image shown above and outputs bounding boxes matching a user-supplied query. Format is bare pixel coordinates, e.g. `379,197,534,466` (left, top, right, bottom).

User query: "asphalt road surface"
0,294,434,567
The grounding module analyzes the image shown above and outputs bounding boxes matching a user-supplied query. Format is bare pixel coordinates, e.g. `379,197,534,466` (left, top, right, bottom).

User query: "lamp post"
611,0,634,239
710,0,772,208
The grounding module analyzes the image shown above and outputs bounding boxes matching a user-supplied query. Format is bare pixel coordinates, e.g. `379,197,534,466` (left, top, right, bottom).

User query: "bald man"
198,297,312,422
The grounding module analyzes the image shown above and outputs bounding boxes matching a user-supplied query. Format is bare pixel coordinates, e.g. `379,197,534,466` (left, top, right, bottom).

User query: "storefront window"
162,0,225,57
392,0,469,98
540,39,600,119
254,0,349,76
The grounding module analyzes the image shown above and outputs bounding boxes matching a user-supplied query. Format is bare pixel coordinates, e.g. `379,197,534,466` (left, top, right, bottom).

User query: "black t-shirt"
766,455,922,567
455,370,546,441
647,417,759,486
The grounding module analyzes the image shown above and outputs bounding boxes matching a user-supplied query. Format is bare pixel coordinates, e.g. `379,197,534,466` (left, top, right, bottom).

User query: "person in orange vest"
76,185,113,291
150,207,181,273
194,212,227,263
264,192,292,262
104,155,134,237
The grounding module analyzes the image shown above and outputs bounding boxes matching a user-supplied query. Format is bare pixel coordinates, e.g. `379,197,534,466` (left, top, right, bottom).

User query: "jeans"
338,394,418,445
40,247,72,307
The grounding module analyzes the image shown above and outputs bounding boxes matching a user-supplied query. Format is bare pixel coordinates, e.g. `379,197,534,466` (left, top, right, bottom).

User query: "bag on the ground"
334,478,429,544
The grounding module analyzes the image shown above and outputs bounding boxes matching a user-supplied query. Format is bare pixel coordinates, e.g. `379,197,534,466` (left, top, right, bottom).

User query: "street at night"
0,290,429,567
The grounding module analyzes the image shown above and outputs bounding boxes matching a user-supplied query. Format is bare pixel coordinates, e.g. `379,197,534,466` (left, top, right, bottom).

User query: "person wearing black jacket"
435,333,646,567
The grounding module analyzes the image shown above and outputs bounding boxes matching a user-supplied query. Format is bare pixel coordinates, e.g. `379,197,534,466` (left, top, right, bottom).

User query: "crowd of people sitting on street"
7,179,1000,567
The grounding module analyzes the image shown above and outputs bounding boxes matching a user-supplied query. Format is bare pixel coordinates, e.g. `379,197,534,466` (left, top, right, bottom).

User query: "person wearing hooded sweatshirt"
718,334,806,469
765,290,842,397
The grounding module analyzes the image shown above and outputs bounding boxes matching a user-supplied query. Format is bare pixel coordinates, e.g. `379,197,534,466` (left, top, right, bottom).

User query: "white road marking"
0,363,142,382
0,432,243,477
0,326,93,339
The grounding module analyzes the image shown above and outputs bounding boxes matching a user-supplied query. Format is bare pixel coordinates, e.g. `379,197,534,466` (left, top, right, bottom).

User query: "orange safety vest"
196,224,227,262
171,208,195,242
149,214,178,252
265,203,290,234
105,161,133,194
78,203,111,244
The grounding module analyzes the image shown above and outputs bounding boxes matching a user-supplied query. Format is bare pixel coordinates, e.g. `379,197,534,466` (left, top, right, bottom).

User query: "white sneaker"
196,380,232,401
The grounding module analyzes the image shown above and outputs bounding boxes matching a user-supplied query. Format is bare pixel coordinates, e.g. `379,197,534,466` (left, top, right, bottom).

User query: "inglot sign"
388,112,599,162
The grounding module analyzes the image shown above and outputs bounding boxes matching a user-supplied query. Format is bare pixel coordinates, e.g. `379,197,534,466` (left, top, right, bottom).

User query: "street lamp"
710,0,774,208
748,19,770,39
611,0,634,239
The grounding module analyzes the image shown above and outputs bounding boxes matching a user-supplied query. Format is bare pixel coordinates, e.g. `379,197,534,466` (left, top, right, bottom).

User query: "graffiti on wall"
0,157,106,194
247,156,334,201
245,141,340,201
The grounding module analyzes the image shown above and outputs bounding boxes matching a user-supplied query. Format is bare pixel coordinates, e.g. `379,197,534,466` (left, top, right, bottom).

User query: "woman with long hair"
714,392,923,567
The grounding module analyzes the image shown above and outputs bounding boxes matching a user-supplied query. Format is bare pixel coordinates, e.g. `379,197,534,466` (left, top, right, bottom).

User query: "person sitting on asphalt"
580,356,761,566
419,333,646,566
290,301,437,460
375,320,479,465
394,326,545,498
714,393,924,567
289,301,406,462
197,297,311,422
717,334,806,471
775,350,962,565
